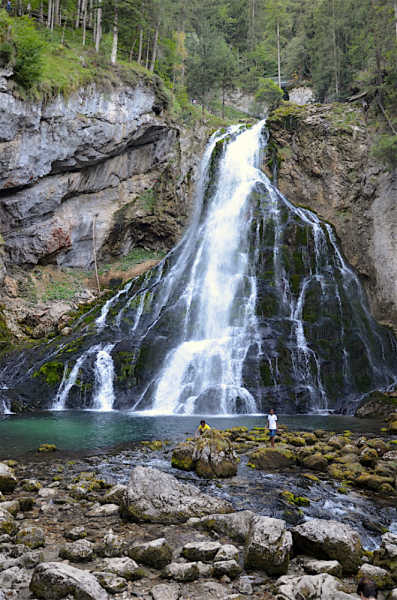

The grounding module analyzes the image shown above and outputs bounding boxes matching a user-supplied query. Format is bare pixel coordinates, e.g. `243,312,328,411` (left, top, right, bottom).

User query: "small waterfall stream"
2,121,397,414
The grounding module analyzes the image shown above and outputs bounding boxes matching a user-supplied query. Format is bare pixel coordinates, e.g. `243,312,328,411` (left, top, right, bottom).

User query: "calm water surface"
0,411,388,459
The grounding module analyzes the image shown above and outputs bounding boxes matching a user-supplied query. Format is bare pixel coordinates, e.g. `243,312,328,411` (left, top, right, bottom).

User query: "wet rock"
291,519,362,574
302,453,328,471
59,539,96,562
357,563,393,589
213,559,242,579
299,558,342,578
21,479,42,492
355,474,395,491
98,557,144,581
171,441,197,472
99,485,127,505
247,448,295,470
150,583,180,600
0,464,17,493
162,562,200,582
127,538,172,569
86,503,119,517
30,561,109,600
64,526,87,541
120,466,234,524
181,541,222,563
93,572,127,594
192,429,238,478
244,515,293,576
363,520,388,535
38,444,57,453
215,545,239,562
367,439,389,456
15,525,45,548
373,533,397,579
275,573,355,600
70,486,88,500
359,447,378,466
327,436,347,450
191,511,255,542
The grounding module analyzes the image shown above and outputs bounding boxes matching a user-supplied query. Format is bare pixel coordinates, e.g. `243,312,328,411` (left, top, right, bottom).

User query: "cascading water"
2,121,397,414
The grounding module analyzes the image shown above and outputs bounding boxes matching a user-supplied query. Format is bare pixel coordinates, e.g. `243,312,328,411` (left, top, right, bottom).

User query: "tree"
264,0,292,88
254,77,283,108
218,39,238,117
186,24,222,113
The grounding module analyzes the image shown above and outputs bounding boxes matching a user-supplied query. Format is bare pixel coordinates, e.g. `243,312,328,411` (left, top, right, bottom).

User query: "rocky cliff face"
265,104,397,333
0,77,209,342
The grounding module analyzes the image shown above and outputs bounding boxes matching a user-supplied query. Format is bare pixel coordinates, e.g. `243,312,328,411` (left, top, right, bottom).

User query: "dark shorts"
269,429,277,437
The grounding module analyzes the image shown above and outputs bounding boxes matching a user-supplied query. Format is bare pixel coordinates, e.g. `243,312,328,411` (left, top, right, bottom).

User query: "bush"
255,78,284,109
372,133,397,168
11,16,46,88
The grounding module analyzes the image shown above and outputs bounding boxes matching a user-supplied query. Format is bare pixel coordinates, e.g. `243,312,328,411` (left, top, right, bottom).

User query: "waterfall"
3,120,397,414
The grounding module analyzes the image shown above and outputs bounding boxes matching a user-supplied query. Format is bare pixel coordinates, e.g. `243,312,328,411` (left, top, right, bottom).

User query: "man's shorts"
269,429,277,437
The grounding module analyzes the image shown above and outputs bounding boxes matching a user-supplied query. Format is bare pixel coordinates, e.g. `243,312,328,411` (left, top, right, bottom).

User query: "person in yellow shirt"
195,420,211,437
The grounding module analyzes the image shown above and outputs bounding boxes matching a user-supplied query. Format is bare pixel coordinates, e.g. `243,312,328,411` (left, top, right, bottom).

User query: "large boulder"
181,541,222,562
119,466,234,524
357,563,393,589
192,429,238,478
190,510,256,542
275,573,356,600
162,562,200,582
127,538,172,569
302,453,328,471
15,526,45,549
30,562,109,600
291,519,362,574
244,515,293,576
247,448,295,470
0,463,17,493
171,441,197,472
373,533,397,580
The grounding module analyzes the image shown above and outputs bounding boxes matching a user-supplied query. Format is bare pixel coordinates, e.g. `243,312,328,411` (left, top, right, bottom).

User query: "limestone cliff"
0,77,210,342
265,104,397,333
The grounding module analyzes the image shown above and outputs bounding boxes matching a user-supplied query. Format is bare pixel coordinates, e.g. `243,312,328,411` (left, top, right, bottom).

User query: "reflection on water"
0,411,389,459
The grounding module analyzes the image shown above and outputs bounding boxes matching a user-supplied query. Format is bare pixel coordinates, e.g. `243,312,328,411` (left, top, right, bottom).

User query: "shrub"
255,77,284,109
12,16,46,88
371,133,397,168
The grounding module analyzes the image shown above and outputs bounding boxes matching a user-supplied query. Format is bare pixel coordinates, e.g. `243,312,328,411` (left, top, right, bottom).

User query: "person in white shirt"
267,409,278,448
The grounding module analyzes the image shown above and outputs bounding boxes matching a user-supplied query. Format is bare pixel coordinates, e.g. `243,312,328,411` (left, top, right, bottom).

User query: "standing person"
357,578,378,600
195,420,211,437
267,408,278,448
6,1,11,13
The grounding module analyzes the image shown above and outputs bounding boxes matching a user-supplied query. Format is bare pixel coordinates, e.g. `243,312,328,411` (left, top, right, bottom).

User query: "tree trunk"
39,1,43,23
149,20,160,71
89,0,92,27
111,4,118,64
95,0,102,51
137,28,143,64
75,0,81,29
145,31,150,69
54,0,59,25
332,0,339,97
50,0,55,33
394,1,397,40
129,28,139,62
222,83,225,119
277,18,281,88
47,0,52,27
82,0,87,45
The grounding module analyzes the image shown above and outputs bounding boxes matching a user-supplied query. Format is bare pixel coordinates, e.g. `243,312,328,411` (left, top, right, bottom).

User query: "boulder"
191,510,255,542
181,541,222,562
99,485,127,505
59,539,96,562
15,526,45,549
0,463,17,493
355,474,395,491
64,526,87,541
360,448,378,466
171,441,197,471
127,538,173,569
215,544,239,562
0,500,19,517
275,573,356,600
0,566,22,589
302,453,328,471
18,496,35,511
367,439,389,457
93,572,127,594
291,519,362,574
22,479,42,492
162,562,200,582
247,448,295,470
212,559,242,579
192,429,238,478
373,533,397,579
96,530,125,558
357,563,393,589
38,444,57,453
151,583,180,600
86,504,119,517
98,557,144,581
300,558,342,578
120,466,234,524
244,515,293,576
327,436,347,450
0,508,17,536
30,562,109,600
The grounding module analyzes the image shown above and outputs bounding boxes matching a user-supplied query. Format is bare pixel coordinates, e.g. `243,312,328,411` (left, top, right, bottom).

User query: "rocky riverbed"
1,424,397,600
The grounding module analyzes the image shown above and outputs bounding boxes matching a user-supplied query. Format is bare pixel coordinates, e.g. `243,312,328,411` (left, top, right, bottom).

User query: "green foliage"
255,77,284,109
33,362,65,385
371,134,397,168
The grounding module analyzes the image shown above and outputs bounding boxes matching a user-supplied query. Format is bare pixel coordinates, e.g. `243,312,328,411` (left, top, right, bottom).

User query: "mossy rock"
22,480,42,492
18,497,35,512
171,440,197,472
248,447,295,470
38,444,57,453
301,473,320,483
302,453,328,472
290,437,306,447
302,433,317,446
3,460,18,467
355,474,395,492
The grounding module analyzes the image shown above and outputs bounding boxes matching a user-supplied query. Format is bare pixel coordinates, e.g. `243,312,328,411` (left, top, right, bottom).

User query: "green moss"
32,362,65,385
